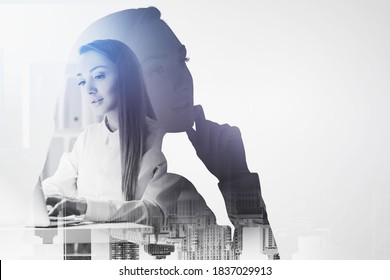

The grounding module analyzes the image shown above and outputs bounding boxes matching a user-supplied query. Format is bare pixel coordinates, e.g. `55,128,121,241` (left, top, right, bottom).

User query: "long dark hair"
79,39,155,201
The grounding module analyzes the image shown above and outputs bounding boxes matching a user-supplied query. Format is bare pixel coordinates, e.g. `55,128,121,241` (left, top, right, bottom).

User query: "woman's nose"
86,79,97,95
174,66,193,95
88,88,97,95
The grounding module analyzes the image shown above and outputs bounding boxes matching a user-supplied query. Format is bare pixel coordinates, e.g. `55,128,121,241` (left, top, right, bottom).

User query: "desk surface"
0,221,152,231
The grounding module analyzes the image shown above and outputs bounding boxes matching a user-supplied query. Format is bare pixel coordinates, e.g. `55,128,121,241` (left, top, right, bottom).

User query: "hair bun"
143,7,161,19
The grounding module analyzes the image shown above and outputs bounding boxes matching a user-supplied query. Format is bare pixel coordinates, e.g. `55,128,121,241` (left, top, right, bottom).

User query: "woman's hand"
186,105,250,182
47,196,87,217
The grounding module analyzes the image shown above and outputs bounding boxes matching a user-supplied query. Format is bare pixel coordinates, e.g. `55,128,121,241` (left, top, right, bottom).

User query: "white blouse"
42,118,183,223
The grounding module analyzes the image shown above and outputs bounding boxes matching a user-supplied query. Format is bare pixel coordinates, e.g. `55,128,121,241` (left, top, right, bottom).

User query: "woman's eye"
149,67,164,77
78,80,85,86
94,74,105,80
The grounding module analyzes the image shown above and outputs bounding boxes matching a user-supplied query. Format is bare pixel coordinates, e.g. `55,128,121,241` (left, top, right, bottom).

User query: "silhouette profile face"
76,50,119,117
74,9,195,132
132,21,194,133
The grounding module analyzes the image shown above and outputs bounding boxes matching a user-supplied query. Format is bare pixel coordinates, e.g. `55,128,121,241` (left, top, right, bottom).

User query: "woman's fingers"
47,199,65,216
48,198,72,216
48,198,87,216
186,104,250,181
46,196,63,207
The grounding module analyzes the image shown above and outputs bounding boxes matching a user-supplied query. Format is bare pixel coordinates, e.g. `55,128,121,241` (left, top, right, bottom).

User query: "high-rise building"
260,225,279,259
109,237,139,260
223,188,268,226
144,244,175,259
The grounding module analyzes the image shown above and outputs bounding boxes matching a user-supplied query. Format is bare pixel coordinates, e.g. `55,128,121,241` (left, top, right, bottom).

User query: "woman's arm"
84,172,184,224
48,169,185,225
41,129,86,198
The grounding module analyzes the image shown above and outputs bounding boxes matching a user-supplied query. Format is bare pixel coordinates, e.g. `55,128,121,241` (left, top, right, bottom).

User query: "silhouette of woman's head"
73,7,194,133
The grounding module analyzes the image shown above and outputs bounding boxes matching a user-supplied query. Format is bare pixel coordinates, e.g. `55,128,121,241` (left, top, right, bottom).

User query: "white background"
1,0,390,259
3,260,390,279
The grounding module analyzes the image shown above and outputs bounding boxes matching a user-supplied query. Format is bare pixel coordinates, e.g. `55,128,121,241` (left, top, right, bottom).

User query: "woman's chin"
91,106,109,116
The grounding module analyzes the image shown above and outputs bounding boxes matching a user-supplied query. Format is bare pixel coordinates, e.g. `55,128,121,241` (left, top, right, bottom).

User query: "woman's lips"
91,98,104,104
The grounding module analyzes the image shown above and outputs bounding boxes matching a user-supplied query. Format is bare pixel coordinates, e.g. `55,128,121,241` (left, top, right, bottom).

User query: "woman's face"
76,50,119,116
132,21,194,133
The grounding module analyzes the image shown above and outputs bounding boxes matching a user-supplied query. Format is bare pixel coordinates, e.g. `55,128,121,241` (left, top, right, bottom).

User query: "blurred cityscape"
61,189,279,260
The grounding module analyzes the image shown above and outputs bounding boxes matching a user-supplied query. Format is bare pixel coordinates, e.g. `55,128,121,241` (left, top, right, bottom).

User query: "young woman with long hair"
43,39,182,223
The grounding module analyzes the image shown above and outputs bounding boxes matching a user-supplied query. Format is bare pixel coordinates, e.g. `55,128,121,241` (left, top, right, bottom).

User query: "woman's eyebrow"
76,66,107,77
89,65,107,72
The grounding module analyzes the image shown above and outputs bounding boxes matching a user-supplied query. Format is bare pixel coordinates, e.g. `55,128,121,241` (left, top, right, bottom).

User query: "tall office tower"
232,226,243,258
260,225,279,259
144,244,175,259
169,192,214,260
179,225,236,260
199,225,236,260
109,237,139,260
223,186,280,259
169,188,241,260
179,225,198,260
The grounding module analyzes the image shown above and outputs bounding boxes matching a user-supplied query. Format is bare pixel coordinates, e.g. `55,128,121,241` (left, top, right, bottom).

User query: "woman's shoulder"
163,172,194,187
163,173,205,201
